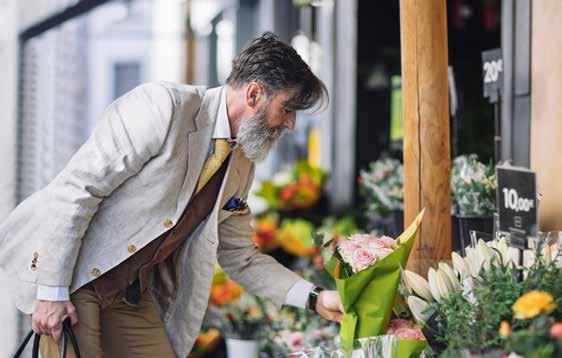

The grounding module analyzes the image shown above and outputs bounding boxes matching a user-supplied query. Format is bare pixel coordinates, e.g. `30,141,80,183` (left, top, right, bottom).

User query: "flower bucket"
225,338,259,358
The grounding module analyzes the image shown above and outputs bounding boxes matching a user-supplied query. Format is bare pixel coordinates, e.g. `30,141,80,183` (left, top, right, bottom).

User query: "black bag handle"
14,317,81,358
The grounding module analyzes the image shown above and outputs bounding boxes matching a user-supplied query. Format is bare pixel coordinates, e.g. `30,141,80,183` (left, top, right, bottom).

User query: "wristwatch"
307,286,325,313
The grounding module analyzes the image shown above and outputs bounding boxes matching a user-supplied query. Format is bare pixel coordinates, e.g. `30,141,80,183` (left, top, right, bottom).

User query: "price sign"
482,48,503,103
496,166,538,245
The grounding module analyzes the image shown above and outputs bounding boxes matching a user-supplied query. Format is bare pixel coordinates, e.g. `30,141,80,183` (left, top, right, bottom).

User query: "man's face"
237,88,297,162
262,89,297,131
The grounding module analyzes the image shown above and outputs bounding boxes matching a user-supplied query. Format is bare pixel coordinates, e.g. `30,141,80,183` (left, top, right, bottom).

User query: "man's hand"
32,300,78,342
316,290,344,323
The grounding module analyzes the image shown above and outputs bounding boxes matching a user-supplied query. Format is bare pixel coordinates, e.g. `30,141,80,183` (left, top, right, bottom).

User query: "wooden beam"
400,0,452,274
531,0,562,230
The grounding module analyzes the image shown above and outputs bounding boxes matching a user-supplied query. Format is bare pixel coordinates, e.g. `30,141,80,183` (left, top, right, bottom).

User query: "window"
113,61,141,100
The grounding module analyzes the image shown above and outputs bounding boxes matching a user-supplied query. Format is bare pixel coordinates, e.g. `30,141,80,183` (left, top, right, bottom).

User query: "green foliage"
506,315,562,358
431,254,561,356
522,254,562,320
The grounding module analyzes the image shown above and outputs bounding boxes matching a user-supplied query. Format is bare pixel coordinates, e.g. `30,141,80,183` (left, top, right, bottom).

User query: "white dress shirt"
37,87,314,309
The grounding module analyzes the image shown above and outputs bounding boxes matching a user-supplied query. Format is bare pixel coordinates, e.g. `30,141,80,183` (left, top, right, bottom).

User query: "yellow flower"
512,291,556,319
499,320,510,337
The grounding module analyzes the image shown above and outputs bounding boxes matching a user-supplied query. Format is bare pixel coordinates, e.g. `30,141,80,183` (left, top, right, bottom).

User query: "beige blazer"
0,82,300,357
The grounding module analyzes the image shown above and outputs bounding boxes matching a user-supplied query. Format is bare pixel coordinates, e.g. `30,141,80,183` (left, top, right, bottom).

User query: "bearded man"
0,33,344,357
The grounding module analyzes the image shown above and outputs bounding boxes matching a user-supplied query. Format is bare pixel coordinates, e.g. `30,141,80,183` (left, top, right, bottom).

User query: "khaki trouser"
38,284,176,358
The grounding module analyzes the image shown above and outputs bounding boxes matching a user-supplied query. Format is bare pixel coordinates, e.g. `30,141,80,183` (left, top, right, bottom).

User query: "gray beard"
237,108,287,162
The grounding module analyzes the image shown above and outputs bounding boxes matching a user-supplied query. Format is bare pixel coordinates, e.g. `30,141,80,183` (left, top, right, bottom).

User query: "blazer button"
128,245,137,253
163,219,173,228
91,268,101,277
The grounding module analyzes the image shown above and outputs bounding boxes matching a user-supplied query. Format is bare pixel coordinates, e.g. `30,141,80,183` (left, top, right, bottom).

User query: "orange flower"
551,322,562,340
210,281,243,306
291,185,320,208
252,216,280,251
248,307,261,318
499,321,510,337
279,183,299,202
512,291,556,319
195,329,221,348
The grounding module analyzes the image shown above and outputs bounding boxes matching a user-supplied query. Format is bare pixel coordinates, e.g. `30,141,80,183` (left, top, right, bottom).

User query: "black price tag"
482,48,503,103
496,166,538,245
509,228,528,250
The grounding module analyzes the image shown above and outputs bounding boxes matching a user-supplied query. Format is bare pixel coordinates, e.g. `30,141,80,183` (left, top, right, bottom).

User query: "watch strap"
307,286,325,312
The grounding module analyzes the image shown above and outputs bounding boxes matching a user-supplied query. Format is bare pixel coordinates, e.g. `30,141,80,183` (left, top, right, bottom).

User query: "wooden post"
531,1,562,230
400,0,452,274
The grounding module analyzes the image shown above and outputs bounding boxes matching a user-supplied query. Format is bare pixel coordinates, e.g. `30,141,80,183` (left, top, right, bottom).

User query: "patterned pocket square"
223,197,249,214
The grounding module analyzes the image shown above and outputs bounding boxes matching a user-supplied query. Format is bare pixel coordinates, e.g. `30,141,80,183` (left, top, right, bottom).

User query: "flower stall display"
451,154,497,253
359,158,404,216
451,154,497,217
401,236,561,357
210,265,244,307
317,210,425,352
359,158,405,237
251,213,280,253
207,291,270,358
264,307,339,356
278,218,317,257
255,160,326,211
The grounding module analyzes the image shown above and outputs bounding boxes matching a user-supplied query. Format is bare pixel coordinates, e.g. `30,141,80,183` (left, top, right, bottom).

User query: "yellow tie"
195,139,232,193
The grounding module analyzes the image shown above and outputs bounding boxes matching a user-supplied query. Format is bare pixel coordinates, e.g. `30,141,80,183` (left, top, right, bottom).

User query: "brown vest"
90,153,231,301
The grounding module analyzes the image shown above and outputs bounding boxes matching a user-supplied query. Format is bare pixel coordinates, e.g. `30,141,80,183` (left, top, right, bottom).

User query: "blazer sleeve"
217,163,302,309
35,82,175,286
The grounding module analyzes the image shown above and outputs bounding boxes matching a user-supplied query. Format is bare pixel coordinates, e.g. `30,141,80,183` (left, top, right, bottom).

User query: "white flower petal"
404,270,434,302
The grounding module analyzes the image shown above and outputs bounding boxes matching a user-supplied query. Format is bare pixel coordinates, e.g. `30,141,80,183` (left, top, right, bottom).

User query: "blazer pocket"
218,209,234,224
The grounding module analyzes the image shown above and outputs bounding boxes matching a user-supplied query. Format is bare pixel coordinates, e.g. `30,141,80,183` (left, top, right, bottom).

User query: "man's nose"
283,113,296,130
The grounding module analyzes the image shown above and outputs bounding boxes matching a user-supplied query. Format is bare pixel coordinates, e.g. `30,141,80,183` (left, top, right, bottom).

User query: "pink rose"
394,327,425,340
387,319,412,333
365,243,392,259
367,235,395,249
352,249,377,272
348,234,372,243
386,319,425,340
338,240,362,252
378,235,396,248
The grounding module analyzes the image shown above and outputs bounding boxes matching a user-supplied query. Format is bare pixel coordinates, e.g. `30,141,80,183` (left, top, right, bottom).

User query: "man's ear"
245,82,264,109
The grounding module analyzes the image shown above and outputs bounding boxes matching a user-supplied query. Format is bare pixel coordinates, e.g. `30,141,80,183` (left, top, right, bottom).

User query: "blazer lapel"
175,86,224,215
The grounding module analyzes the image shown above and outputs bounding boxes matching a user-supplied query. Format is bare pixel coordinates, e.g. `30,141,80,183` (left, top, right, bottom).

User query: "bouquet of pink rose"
336,234,397,276
318,210,425,354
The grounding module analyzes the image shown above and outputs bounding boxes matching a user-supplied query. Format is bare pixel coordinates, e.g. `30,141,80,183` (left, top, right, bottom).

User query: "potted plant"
358,158,404,237
210,292,269,358
451,154,497,254
402,237,561,356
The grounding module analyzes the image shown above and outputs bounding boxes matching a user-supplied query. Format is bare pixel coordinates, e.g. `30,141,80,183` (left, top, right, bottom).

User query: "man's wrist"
307,286,325,312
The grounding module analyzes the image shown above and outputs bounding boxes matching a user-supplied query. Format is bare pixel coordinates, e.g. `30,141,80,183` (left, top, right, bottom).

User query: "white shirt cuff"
284,279,314,308
36,285,70,301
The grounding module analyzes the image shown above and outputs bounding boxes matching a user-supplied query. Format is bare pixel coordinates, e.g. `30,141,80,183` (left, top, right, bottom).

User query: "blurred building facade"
0,0,185,354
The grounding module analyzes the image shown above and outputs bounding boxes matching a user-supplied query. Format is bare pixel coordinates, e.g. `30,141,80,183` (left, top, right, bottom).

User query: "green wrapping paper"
326,211,424,352
396,339,428,358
